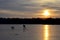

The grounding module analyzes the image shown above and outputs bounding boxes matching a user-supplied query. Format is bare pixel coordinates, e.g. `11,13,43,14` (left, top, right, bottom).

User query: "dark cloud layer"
0,0,60,18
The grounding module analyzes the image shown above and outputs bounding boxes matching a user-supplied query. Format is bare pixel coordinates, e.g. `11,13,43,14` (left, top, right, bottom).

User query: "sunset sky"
0,0,60,18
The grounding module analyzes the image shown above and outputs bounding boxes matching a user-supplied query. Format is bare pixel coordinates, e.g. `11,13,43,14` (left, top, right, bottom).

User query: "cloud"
0,9,38,18
0,0,60,12
0,0,60,18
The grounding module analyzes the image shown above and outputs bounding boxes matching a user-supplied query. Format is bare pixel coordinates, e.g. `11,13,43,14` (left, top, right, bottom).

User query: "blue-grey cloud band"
0,0,60,18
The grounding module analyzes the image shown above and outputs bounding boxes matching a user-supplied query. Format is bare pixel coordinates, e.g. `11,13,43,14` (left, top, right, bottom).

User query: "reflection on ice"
44,25,49,40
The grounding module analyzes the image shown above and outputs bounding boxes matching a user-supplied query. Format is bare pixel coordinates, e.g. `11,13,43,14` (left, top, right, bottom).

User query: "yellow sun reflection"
44,25,49,40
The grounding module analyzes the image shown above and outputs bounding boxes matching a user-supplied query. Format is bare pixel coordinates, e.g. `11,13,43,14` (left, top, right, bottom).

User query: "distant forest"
0,18,60,24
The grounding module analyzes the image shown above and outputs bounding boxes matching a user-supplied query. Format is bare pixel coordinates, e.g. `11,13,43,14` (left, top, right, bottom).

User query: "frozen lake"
0,24,60,40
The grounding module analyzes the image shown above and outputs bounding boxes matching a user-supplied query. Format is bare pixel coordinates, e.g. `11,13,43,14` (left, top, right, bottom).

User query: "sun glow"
42,9,51,18
44,10,50,16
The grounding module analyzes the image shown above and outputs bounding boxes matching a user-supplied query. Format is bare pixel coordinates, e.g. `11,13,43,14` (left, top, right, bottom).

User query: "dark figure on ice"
23,24,26,28
11,26,14,30
23,24,26,32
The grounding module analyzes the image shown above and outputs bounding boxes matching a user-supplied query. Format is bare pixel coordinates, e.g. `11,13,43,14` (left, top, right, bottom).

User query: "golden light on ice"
44,25,49,40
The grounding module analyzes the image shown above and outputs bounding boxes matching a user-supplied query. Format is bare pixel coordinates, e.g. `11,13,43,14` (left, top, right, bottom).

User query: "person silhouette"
11,26,14,30
23,24,26,32
23,24,25,28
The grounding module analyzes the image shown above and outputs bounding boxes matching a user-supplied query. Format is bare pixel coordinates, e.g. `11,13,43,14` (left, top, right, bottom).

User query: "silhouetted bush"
0,18,60,24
